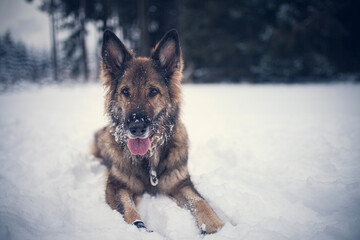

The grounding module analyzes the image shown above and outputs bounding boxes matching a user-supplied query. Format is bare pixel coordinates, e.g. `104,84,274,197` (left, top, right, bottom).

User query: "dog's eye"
121,88,130,97
149,88,159,97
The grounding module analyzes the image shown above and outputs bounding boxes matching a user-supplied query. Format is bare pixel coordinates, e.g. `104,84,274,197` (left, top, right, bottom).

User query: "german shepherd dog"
92,29,224,234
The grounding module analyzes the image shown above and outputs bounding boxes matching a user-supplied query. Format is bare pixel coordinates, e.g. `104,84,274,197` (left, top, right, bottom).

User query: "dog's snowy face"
101,30,183,156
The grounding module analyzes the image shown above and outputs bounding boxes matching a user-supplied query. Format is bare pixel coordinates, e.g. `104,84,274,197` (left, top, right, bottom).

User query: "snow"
1,83,360,240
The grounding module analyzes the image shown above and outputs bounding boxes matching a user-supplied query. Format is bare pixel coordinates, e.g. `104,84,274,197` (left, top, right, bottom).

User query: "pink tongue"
127,138,151,156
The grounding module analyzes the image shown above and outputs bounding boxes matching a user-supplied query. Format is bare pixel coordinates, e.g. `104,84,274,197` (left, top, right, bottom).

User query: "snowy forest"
1,0,360,87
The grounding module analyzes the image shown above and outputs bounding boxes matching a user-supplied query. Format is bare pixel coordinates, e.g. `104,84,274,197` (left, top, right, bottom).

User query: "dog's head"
101,30,183,156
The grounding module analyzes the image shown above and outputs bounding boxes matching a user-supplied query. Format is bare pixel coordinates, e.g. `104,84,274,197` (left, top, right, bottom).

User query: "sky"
0,0,50,50
0,0,97,52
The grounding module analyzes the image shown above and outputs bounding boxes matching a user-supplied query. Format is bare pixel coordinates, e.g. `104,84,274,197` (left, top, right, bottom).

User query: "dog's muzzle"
125,112,152,156
129,121,148,138
126,112,151,139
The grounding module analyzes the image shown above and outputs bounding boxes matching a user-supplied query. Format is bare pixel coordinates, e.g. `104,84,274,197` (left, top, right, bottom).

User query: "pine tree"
0,31,51,88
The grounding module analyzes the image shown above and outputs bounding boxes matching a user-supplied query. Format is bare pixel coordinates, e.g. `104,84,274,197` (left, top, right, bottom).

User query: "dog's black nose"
129,121,147,137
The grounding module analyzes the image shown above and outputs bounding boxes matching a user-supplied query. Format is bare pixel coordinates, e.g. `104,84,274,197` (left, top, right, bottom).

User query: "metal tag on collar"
149,169,158,186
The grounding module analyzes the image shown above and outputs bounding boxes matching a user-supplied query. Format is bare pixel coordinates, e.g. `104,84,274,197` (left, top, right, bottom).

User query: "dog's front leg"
169,184,224,234
105,175,147,230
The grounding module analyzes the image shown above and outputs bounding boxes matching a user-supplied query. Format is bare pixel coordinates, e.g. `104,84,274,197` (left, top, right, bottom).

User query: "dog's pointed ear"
101,30,132,78
151,29,182,75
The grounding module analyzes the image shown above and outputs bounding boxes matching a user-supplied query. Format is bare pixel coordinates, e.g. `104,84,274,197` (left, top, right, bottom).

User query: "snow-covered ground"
0,83,359,240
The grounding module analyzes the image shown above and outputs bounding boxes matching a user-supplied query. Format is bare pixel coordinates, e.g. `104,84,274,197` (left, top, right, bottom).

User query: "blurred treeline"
1,0,359,86
0,32,51,86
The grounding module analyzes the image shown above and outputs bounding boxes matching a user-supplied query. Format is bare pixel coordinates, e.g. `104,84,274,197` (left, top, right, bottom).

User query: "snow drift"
0,83,359,240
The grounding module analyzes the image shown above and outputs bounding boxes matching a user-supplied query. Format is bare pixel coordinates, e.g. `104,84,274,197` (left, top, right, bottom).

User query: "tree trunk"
50,0,58,81
79,0,89,81
138,0,149,56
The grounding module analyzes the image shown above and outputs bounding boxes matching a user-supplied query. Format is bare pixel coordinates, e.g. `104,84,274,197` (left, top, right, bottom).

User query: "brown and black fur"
92,29,224,234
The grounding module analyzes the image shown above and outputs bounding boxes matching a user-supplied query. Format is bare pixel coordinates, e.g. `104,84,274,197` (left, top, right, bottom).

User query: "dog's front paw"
132,220,153,232
200,217,224,234
194,200,224,234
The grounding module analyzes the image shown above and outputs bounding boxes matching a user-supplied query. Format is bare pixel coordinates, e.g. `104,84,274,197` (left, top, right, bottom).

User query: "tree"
0,31,51,88
138,0,149,56
58,0,90,80
22,0,359,84
27,0,59,81
49,0,59,81
181,0,359,82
